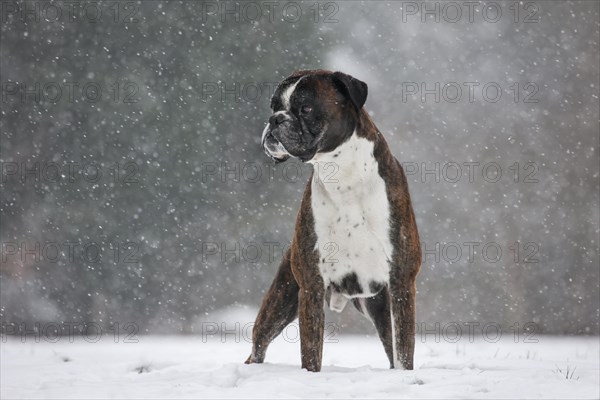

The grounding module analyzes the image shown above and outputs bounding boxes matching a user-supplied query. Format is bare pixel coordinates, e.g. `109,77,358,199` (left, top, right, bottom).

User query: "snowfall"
2,326,599,399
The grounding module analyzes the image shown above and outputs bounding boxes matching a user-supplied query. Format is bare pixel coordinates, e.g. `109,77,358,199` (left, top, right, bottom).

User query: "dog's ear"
332,71,368,111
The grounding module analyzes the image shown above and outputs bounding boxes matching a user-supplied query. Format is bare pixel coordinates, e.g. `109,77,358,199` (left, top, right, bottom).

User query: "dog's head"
261,70,368,163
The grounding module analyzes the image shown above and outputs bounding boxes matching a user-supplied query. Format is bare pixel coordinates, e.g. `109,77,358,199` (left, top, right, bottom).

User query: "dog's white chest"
309,134,393,299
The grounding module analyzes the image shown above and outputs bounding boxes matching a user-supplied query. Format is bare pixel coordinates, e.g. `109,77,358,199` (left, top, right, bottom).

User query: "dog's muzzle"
261,121,291,163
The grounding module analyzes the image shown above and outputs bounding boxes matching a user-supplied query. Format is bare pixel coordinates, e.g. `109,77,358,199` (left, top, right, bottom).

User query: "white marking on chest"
308,133,393,299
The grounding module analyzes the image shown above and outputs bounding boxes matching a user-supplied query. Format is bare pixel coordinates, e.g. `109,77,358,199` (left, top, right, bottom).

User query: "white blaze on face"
281,77,304,110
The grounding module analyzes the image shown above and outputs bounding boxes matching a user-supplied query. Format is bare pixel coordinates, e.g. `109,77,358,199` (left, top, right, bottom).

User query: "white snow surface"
2,334,598,399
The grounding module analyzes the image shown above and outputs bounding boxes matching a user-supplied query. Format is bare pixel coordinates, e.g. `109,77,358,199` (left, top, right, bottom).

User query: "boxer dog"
245,70,421,372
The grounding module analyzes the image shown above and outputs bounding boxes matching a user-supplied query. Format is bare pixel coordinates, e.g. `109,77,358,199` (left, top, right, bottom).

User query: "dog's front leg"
298,281,325,372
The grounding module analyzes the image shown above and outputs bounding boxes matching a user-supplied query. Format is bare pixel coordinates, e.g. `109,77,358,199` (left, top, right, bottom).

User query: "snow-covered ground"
2,333,598,399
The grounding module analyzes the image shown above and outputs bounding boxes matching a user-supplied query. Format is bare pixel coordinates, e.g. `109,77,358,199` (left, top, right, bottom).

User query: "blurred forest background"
1,1,598,336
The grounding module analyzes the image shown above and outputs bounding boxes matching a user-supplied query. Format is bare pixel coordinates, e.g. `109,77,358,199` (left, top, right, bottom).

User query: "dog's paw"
244,354,262,364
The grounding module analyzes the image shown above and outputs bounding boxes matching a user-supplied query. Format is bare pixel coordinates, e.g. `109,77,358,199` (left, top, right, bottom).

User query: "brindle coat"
245,70,421,372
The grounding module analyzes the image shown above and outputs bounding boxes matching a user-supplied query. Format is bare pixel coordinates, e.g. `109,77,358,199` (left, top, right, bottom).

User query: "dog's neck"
308,109,387,192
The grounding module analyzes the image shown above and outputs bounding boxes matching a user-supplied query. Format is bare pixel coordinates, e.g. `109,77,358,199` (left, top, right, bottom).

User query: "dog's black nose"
269,113,286,126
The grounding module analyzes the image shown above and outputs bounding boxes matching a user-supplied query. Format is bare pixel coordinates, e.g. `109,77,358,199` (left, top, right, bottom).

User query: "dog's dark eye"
300,105,313,115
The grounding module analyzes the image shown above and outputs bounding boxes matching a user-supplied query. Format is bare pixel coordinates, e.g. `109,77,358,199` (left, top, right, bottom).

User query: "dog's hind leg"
353,288,394,368
245,248,299,364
